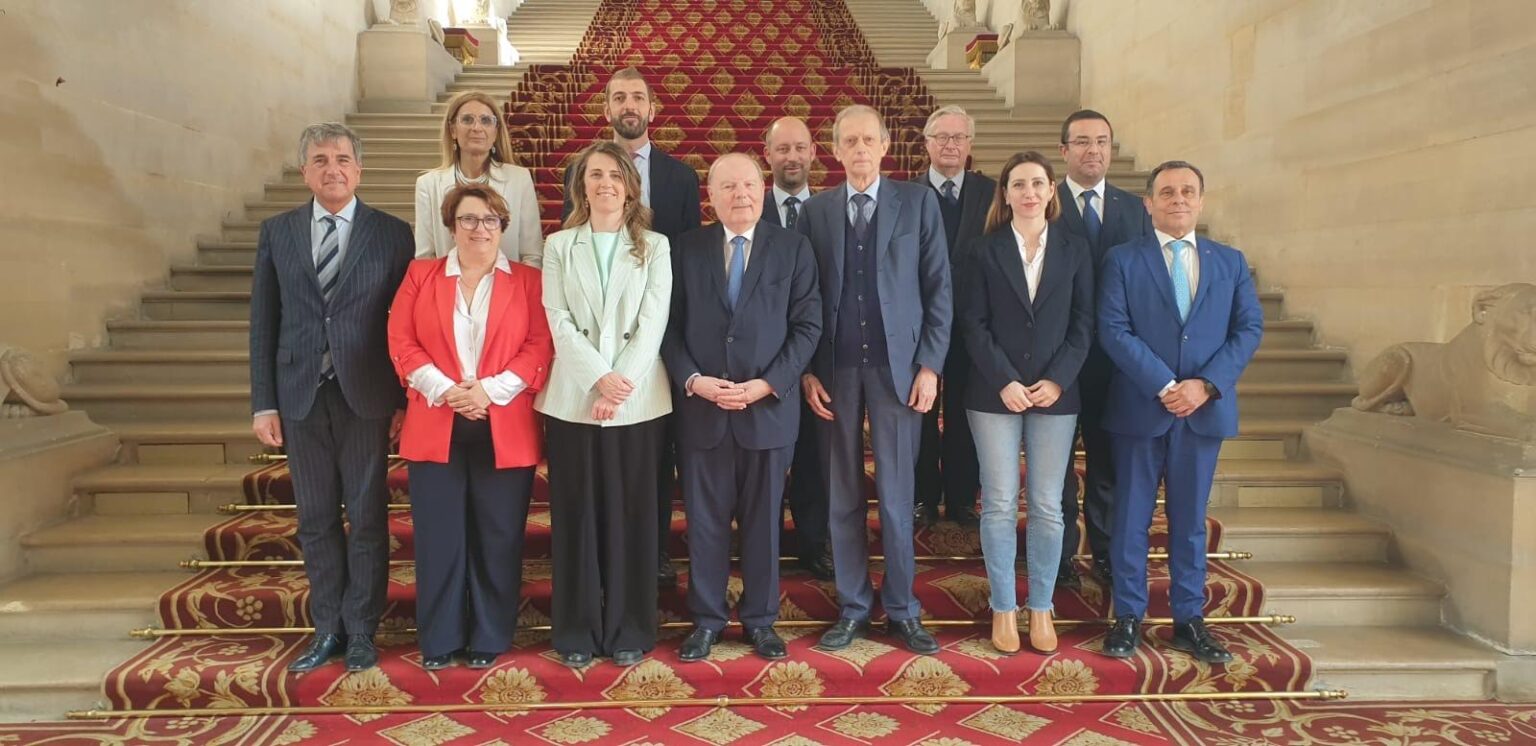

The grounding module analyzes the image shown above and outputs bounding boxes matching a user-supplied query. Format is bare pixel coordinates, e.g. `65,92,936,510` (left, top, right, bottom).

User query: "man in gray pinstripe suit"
250,123,415,673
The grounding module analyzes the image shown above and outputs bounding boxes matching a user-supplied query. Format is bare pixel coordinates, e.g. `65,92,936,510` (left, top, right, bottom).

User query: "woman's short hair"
441,184,511,232
983,151,1062,234
438,91,517,170
562,141,655,263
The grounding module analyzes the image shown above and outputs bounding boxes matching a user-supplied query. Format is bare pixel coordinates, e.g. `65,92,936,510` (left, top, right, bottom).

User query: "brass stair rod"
179,550,1251,570
67,687,1347,720
128,614,1296,639
220,496,1167,513
251,450,1092,465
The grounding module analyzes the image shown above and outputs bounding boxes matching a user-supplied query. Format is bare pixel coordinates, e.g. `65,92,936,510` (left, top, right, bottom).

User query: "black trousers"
916,349,980,516
784,401,829,556
546,416,663,656
1061,355,1116,572
656,414,678,558
283,378,391,636
682,440,792,632
407,416,533,658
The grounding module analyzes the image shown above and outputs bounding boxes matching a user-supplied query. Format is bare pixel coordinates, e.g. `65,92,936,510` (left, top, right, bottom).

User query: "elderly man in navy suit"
760,116,835,581
249,123,415,673
1053,110,1154,589
664,153,821,662
1097,161,1263,664
797,105,952,655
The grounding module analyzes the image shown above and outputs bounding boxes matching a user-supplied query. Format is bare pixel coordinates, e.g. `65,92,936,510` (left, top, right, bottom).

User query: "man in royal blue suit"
798,105,951,655
664,152,821,662
1097,161,1263,664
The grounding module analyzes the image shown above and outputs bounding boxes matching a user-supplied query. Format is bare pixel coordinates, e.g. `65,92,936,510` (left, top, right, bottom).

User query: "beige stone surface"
1066,0,1536,370
0,413,116,583
0,0,372,374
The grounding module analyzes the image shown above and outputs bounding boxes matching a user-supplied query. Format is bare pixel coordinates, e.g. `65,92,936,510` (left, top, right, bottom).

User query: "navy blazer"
1097,235,1265,439
662,221,822,450
796,178,952,398
562,145,701,241
957,227,1094,415
249,200,415,420
1056,181,1153,267
917,170,996,263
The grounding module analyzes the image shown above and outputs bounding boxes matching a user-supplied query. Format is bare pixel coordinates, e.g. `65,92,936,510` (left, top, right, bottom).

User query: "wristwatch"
1200,378,1220,399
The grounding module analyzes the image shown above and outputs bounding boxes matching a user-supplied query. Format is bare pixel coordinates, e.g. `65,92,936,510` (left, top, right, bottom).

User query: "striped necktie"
315,215,341,379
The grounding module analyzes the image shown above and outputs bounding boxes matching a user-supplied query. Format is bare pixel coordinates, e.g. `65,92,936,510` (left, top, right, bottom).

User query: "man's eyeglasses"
927,134,972,146
456,215,504,230
1067,137,1113,150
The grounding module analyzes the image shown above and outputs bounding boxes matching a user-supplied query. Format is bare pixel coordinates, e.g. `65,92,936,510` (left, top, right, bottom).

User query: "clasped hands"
1160,379,1211,418
691,376,773,411
443,379,493,420
999,379,1062,413
801,367,939,421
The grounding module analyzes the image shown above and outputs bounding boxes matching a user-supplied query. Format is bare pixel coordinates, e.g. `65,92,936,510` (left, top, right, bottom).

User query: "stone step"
1288,625,1499,700
73,463,255,515
1247,561,1444,626
1234,382,1356,419
167,266,254,293
1210,507,1390,562
0,572,180,641
108,421,266,467
0,640,149,722
140,290,250,321
1209,459,1342,508
104,320,251,351
20,514,220,573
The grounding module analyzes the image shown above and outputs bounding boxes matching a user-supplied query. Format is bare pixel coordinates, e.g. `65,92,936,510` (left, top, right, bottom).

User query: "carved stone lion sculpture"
999,0,1057,49
1352,283,1536,441
381,0,421,25
938,0,981,37
0,345,68,418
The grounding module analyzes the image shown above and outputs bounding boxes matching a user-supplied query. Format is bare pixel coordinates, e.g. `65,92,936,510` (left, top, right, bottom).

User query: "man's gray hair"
922,105,974,137
831,104,890,145
297,122,364,165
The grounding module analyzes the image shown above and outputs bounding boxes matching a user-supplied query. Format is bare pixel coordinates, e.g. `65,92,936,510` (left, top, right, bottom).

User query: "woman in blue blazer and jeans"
956,151,1094,655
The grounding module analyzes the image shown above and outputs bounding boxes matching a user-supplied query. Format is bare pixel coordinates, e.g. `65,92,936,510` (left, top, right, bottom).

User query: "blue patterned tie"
727,235,746,308
1169,239,1192,322
851,193,873,241
1082,190,1102,245
941,179,958,207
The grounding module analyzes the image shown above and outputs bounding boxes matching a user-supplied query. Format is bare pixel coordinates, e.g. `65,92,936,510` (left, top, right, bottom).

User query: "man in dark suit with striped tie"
250,123,415,673
761,116,833,581
1054,110,1154,590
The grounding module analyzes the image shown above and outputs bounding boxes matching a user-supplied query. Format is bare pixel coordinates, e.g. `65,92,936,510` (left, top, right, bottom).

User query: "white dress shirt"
1154,229,1201,396
772,184,811,226
405,250,527,407
1065,176,1108,221
846,176,880,223
631,141,653,208
1011,224,1048,302
928,167,965,198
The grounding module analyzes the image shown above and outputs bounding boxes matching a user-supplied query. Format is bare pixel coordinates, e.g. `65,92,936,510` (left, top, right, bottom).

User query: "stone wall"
1066,0,1536,369
0,0,374,374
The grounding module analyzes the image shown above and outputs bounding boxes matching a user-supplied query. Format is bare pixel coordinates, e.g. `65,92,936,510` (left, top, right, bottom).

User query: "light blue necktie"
727,235,746,308
1169,239,1192,322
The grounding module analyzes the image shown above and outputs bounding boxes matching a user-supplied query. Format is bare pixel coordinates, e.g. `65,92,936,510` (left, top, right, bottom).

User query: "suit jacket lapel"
993,230,1034,316
1104,187,1138,247
702,223,730,311
332,200,375,302
601,230,637,322
734,221,771,313
874,180,901,263
292,202,325,300
569,224,604,324
1056,182,1088,242
1031,229,1071,311
1140,239,1181,320
760,191,782,227
481,267,517,376
434,268,463,377
826,185,849,293
1186,240,1215,321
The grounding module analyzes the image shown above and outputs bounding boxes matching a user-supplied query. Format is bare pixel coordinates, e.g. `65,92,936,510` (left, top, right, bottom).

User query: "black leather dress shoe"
466,650,499,669
421,652,455,671
287,633,342,672
798,548,835,582
1091,558,1114,585
913,504,940,527
887,619,940,655
949,506,979,526
817,618,869,650
612,649,645,667
1056,568,1083,590
658,553,678,587
559,650,593,669
678,627,720,662
1169,618,1234,664
745,626,788,660
344,634,378,672
1101,616,1141,658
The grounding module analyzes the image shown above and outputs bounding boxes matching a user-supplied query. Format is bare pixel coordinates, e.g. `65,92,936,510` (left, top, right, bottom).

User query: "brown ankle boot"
1028,609,1058,655
991,610,1020,654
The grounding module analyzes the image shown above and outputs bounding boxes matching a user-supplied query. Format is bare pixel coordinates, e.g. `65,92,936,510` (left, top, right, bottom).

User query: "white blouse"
405,250,527,407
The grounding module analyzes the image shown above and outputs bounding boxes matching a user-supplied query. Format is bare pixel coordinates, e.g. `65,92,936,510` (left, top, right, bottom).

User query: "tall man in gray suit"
250,123,415,673
798,105,952,655
664,153,821,662
1053,110,1154,589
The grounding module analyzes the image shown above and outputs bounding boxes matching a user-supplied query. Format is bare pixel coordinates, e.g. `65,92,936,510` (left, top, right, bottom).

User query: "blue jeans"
967,410,1078,612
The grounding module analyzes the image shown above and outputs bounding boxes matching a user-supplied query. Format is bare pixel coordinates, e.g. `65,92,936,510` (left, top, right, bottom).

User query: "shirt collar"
847,176,880,204
1011,224,1049,260
724,224,756,246
629,141,653,162
1154,229,1197,250
445,248,513,277
1065,177,1107,202
772,183,811,207
313,196,358,224
928,167,964,193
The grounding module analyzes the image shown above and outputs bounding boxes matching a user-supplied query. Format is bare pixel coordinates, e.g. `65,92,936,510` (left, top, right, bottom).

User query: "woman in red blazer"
388,184,553,671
